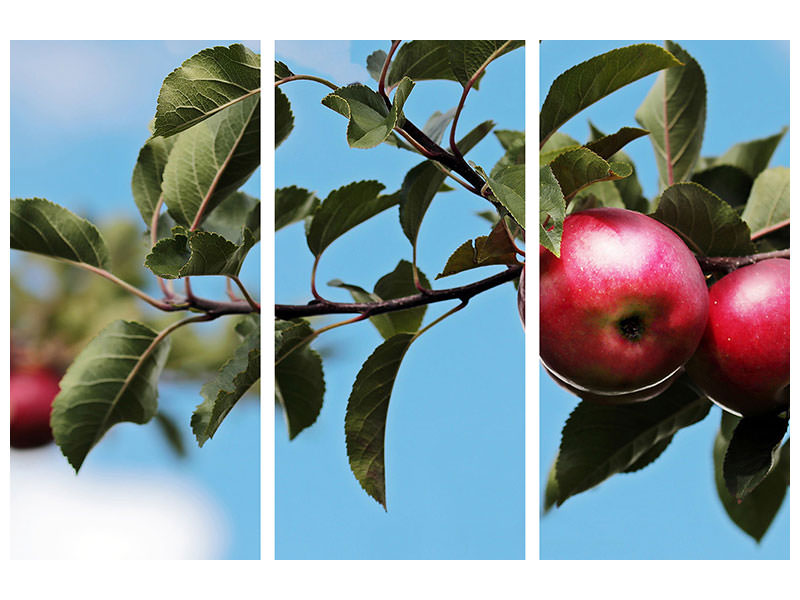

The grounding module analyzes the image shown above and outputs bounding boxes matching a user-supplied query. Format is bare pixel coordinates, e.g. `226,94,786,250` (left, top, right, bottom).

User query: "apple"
540,207,709,394
10,365,61,448
686,258,789,417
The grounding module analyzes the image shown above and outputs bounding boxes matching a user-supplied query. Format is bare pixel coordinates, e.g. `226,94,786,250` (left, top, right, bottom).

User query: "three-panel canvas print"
8,39,789,566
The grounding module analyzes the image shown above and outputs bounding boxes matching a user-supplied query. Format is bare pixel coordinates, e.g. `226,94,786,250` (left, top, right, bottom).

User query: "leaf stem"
229,275,260,313
378,40,402,109
275,74,339,91
275,312,371,366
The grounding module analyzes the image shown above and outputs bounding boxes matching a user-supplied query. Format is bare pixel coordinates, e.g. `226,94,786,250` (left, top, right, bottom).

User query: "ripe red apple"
10,365,61,448
540,207,709,394
686,258,789,417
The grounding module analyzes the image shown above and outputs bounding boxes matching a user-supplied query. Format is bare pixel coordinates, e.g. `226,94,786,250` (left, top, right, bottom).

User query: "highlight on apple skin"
10,365,61,449
686,258,790,417
540,207,710,396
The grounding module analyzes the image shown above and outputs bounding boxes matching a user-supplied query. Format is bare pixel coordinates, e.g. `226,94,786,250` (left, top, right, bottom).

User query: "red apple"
686,258,789,417
540,207,709,394
10,365,61,448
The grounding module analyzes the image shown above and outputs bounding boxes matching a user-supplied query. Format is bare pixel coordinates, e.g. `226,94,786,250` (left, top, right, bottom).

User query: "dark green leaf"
386,41,459,88
492,129,525,175
275,87,294,148
131,135,177,227
541,43,682,145
276,186,319,231
584,127,649,160
162,94,260,228
447,40,524,87
436,220,520,279
552,376,710,506
476,164,525,229
153,412,186,458
691,165,753,208
145,226,256,279
652,182,756,257
635,41,707,189
399,120,494,247
321,78,414,149
306,180,397,257
622,435,674,473
723,413,788,500
153,44,260,138
539,165,565,257
714,421,788,542
275,319,325,439
345,333,415,508
713,128,788,179
11,198,110,270
549,147,632,201
50,320,171,472
275,60,293,80
741,167,790,239
539,131,581,166
192,315,260,446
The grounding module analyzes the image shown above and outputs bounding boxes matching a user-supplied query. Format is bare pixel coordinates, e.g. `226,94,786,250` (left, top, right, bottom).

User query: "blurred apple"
10,365,61,448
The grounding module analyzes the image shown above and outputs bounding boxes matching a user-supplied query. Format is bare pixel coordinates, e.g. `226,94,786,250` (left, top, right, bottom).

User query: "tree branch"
275,264,522,319
697,249,789,274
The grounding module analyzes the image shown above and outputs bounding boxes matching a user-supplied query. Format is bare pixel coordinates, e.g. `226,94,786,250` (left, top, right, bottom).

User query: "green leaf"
10,198,111,270
539,165,565,257
330,260,431,339
366,49,387,81
713,128,788,179
476,164,525,229
691,165,753,208
50,320,171,472
436,220,520,279
584,127,649,160
275,319,325,439
321,78,414,149
399,120,494,246
622,435,674,473
275,87,294,148
447,40,524,87
152,44,260,138
543,455,560,514
539,131,581,166
275,60,293,80
131,135,177,227
345,333,415,508
552,376,710,506
741,167,790,239
723,413,788,500
549,147,632,201
541,43,682,145
652,182,756,257
192,315,260,446
202,191,260,244
386,41,462,88
635,41,707,189
306,180,397,258
276,186,319,231
162,94,260,228
153,412,186,458
421,108,457,146
492,129,525,175
714,420,789,542
570,180,625,212
145,226,256,279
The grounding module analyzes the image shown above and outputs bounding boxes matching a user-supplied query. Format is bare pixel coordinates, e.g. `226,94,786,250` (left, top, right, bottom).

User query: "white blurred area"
10,447,229,559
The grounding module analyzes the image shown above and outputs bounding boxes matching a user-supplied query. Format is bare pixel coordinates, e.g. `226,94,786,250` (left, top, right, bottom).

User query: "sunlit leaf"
713,128,788,179
635,41,707,189
202,192,260,244
145,226,256,279
153,44,260,138
131,135,177,227
539,165,565,257
741,167,790,239
276,186,319,231
436,220,519,279
541,43,682,145
447,40,524,87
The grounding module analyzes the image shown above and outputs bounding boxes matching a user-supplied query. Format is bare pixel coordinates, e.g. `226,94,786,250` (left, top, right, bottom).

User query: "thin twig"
697,249,789,274
275,74,339,91
378,40,402,109
229,275,260,313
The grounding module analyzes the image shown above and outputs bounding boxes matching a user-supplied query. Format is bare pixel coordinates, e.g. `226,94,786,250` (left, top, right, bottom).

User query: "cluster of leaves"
275,40,525,508
540,41,789,541
10,44,262,471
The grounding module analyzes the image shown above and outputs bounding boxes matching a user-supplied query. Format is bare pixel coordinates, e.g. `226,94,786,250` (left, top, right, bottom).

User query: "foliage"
275,40,525,509
10,43,261,471
540,41,789,543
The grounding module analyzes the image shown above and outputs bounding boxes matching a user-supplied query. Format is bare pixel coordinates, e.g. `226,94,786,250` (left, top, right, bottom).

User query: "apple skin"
540,207,709,394
10,366,61,449
685,258,789,417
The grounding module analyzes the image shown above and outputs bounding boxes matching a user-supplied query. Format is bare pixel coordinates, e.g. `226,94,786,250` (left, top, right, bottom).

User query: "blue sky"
10,40,261,559
539,40,789,559
275,41,526,559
